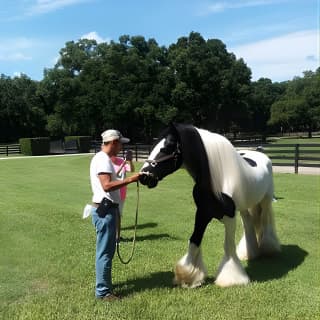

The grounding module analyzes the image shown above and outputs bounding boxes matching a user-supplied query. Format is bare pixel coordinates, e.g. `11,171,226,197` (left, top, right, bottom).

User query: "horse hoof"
173,263,206,288
215,275,250,287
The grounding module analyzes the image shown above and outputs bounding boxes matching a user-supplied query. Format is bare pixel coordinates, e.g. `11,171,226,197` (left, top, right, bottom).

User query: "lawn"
267,135,320,144
0,155,319,320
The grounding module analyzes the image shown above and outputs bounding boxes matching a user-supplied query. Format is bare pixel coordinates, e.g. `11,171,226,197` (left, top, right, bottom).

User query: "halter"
145,148,181,168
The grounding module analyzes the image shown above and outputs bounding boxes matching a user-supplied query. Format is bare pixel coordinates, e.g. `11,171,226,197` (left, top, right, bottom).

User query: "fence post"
6,145,9,156
294,144,299,174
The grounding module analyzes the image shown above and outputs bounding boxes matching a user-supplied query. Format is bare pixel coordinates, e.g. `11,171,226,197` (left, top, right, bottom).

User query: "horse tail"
253,196,281,255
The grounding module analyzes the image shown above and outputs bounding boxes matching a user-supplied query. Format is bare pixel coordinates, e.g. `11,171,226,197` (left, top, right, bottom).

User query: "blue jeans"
91,206,118,298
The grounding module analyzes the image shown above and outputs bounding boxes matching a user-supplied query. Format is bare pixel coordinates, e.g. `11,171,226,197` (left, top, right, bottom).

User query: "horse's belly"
230,169,272,211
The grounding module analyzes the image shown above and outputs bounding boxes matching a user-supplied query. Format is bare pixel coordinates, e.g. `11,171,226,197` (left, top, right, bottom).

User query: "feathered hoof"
215,272,250,287
214,256,250,287
259,227,281,256
236,235,260,261
173,263,206,288
236,244,260,261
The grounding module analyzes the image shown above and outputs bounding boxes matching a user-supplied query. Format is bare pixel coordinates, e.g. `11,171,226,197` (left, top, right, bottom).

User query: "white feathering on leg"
173,242,207,288
259,224,281,255
236,210,260,261
215,255,250,287
215,216,250,287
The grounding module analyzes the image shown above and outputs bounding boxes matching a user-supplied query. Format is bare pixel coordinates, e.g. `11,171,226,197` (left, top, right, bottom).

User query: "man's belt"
93,198,119,218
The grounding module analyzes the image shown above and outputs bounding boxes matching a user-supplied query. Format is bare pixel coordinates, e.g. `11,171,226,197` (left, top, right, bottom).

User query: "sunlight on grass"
0,155,319,319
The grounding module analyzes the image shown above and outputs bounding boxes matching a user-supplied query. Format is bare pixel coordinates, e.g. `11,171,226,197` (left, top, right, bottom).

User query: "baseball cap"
101,129,130,143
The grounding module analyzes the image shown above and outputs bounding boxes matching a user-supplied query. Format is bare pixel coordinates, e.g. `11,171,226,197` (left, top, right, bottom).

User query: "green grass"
0,155,319,319
268,136,320,144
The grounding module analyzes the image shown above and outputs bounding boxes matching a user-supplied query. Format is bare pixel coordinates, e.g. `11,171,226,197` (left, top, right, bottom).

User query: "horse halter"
145,148,181,168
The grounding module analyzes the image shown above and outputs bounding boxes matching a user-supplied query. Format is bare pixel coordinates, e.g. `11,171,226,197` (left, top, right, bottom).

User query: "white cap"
101,129,130,143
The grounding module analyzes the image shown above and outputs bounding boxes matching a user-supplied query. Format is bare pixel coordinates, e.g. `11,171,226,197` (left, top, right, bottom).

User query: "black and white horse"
139,123,280,288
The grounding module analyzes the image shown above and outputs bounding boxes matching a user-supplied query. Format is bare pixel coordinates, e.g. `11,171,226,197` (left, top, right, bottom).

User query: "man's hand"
127,172,140,183
125,150,133,161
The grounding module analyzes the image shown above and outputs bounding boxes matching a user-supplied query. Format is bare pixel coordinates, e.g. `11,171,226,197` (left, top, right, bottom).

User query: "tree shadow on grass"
115,271,174,297
119,233,179,242
246,244,308,282
116,244,308,297
120,222,180,242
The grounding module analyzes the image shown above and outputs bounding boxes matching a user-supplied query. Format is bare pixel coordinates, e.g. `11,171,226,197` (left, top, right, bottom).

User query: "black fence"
91,140,152,161
235,143,320,174
2,141,319,174
0,144,21,156
93,140,320,173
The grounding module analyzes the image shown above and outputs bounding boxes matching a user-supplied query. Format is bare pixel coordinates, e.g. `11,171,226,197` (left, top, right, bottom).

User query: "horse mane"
196,128,258,200
173,123,212,192
174,124,257,200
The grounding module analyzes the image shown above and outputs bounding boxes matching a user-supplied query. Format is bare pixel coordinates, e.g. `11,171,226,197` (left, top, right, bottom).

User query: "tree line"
0,32,319,143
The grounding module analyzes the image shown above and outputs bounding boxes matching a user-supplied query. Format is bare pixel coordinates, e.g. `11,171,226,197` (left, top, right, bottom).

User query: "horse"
139,123,281,288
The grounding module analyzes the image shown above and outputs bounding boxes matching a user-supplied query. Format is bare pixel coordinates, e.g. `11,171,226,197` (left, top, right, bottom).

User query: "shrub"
19,137,50,156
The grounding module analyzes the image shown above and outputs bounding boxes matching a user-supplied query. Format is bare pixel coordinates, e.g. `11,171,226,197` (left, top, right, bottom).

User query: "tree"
0,74,46,142
168,32,252,131
40,36,176,141
247,78,286,133
39,40,99,137
269,69,320,137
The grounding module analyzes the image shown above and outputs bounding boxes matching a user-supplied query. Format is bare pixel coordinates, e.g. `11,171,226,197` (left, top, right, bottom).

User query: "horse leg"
215,216,250,287
256,197,281,255
173,209,210,288
236,210,260,260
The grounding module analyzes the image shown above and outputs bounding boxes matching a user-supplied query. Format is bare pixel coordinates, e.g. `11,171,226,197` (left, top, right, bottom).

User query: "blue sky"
0,0,319,82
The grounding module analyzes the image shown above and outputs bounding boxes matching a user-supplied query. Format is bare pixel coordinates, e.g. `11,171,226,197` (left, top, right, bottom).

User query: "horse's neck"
176,124,212,190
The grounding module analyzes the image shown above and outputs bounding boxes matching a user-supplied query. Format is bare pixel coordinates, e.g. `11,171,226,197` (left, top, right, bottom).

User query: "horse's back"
238,150,272,172
236,150,274,208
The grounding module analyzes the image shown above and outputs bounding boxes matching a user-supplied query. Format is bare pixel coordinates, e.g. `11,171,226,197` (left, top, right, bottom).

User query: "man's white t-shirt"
90,151,121,204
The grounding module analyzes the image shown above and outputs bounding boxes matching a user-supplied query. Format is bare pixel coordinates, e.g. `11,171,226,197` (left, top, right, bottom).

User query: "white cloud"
0,37,34,61
26,0,93,16
200,0,288,15
0,53,32,61
231,30,319,81
13,71,24,77
80,31,109,44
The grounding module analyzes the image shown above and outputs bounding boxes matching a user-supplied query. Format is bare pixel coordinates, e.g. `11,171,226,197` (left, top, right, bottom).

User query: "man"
90,129,140,301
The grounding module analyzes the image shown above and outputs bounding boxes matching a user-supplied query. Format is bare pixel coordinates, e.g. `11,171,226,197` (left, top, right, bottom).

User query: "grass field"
268,136,320,144
0,155,319,320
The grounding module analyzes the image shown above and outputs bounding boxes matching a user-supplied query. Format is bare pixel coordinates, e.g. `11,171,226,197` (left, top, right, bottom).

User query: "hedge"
19,137,50,156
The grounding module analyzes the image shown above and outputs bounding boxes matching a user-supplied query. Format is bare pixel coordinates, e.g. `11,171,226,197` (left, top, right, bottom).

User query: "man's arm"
98,172,140,192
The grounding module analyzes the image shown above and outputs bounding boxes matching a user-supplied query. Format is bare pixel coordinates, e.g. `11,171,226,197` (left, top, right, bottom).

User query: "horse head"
139,124,183,188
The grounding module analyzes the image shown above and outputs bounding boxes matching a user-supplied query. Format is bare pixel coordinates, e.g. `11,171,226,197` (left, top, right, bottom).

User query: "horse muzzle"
139,171,159,188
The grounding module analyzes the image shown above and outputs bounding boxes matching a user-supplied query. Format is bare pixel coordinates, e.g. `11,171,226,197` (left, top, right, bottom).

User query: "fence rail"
236,143,320,173
0,144,21,156
94,141,320,173
2,141,319,174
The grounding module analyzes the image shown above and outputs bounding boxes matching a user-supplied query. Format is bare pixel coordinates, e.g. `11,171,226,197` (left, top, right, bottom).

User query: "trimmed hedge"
19,137,50,156
64,136,91,153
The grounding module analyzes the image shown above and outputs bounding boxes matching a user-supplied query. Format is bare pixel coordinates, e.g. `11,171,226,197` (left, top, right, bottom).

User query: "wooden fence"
91,141,152,161
2,141,319,174
0,144,21,156
235,143,320,174
95,141,320,174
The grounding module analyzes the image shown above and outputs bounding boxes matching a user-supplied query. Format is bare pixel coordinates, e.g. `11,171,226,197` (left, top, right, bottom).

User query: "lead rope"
116,181,139,264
